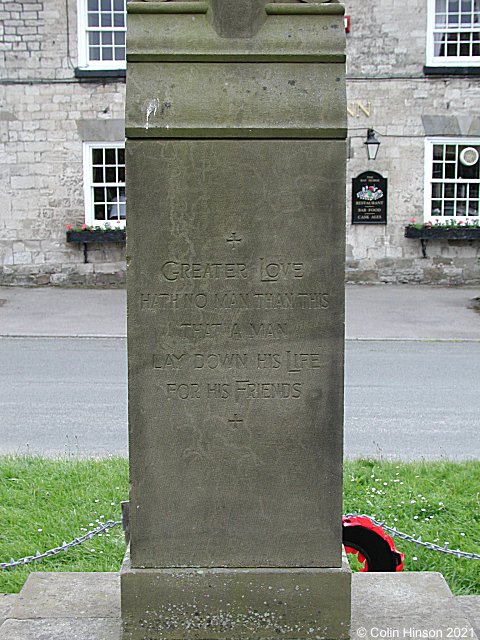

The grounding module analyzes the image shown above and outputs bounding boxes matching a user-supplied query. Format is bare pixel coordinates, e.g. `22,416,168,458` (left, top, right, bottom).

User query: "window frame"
77,0,126,71
424,137,480,223
427,0,480,67
83,141,126,229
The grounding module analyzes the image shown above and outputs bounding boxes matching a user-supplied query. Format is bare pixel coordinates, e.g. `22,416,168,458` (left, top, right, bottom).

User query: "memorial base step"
0,572,478,640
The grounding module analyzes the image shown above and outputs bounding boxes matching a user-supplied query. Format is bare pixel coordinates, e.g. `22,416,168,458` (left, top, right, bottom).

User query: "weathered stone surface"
458,597,480,638
124,2,349,638
0,618,122,640
75,119,125,142
351,573,477,638
121,553,352,640
0,594,16,627
126,138,346,570
10,572,120,620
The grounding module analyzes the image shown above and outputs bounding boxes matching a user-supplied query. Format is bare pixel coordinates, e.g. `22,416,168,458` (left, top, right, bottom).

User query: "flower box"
405,226,480,240
66,229,126,244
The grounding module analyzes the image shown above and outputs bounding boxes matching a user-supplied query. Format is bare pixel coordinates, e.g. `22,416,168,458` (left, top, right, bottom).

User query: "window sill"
67,229,126,262
67,229,126,243
405,226,480,240
424,65,480,77
74,68,126,81
405,226,480,257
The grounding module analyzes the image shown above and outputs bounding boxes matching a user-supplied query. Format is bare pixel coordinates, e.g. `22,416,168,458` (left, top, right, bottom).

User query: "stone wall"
0,0,479,286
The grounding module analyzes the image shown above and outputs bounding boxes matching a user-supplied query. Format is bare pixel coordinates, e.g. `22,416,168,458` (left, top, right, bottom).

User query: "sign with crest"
352,171,387,224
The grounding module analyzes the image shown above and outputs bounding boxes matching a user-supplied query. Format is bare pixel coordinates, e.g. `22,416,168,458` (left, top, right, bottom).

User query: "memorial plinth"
122,1,350,638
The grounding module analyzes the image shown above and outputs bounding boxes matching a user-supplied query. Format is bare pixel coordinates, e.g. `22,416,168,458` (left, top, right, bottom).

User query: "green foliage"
0,456,128,593
344,460,480,595
0,457,478,595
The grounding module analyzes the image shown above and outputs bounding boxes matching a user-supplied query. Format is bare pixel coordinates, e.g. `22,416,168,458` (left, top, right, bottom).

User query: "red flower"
410,218,417,223
66,224,72,230
81,224,87,230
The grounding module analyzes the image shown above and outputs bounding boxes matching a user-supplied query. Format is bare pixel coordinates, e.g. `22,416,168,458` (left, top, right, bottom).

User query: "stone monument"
122,0,350,638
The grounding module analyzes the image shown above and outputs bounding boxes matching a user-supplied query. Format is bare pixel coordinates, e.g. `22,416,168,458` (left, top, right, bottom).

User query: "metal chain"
0,520,121,570
1,514,479,571
345,514,480,561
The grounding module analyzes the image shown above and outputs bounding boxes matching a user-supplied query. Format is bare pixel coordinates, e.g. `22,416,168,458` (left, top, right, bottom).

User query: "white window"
427,0,480,66
83,142,126,228
424,138,480,222
77,0,126,70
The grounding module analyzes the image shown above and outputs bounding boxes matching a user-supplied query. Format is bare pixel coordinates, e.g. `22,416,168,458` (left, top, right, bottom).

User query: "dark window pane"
102,47,113,61
114,47,125,61
446,145,457,160
102,32,113,45
93,167,103,183
469,183,479,198
456,200,467,215
105,149,116,164
88,31,100,46
468,201,479,215
106,187,117,202
88,13,99,27
445,183,455,197
101,13,112,27
93,187,105,203
118,167,125,182
113,13,124,27
456,183,468,198
433,163,443,178
445,163,456,178
432,183,443,198
118,148,125,164
113,0,124,10
88,0,98,10
105,167,116,182
432,201,443,216
114,31,125,44
100,0,111,11
92,148,103,164
94,204,106,220
433,145,444,160
444,201,455,215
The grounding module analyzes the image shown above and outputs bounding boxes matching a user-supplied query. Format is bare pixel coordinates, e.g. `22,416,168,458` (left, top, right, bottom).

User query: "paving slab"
458,597,480,638
346,284,480,341
351,573,476,638
10,573,120,620
0,618,121,640
1,284,479,341
0,287,126,338
1,572,478,640
0,594,16,626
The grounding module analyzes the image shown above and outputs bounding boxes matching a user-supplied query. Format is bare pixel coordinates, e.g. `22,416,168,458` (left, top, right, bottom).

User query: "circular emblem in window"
459,147,479,167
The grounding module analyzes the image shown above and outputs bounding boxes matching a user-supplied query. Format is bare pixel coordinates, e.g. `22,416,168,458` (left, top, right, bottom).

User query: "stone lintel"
76,119,126,142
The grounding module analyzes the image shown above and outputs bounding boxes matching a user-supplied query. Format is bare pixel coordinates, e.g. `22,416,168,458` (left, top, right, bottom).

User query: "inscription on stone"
143,252,330,404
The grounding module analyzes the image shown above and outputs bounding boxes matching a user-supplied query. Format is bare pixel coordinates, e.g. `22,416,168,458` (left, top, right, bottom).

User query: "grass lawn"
0,457,479,594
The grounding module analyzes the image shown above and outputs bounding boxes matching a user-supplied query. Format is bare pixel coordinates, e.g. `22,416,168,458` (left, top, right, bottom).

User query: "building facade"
1,0,480,285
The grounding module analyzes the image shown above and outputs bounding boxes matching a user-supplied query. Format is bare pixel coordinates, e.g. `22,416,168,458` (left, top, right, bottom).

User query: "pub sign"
352,171,387,225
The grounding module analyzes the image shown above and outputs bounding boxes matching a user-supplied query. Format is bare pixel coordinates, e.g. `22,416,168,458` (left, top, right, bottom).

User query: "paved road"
1,336,478,460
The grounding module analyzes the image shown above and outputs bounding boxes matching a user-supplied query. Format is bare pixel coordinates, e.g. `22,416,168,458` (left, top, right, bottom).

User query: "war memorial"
122,0,351,637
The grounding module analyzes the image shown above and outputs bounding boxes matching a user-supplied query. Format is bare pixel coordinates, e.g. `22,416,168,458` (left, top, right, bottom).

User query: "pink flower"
81,224,87,230
410,218,417,223
66,224,72,230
